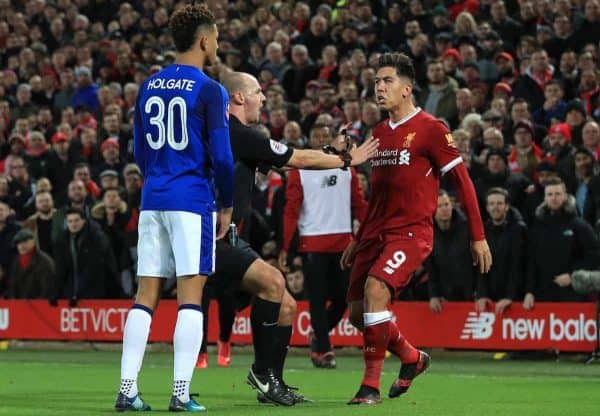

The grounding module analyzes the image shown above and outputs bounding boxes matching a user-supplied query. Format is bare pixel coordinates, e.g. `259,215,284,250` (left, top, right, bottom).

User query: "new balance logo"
321,175,338,188
398,149,410,165
460,312,495,340
0,308,8,331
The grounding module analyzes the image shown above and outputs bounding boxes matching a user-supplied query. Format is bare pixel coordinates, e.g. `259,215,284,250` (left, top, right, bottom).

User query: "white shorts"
137,210,216,278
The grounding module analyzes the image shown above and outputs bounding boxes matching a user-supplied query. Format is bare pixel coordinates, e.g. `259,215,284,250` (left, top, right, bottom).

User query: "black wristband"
340,151,352,169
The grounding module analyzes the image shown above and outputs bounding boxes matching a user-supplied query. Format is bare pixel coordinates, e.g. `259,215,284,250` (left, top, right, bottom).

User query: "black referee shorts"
211,237,260,310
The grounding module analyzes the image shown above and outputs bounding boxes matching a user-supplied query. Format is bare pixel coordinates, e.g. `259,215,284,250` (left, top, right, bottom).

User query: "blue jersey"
133,64,234,215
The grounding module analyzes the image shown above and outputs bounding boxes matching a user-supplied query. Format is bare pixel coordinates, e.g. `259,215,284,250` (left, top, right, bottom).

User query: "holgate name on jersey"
370,148,411,167
146,78,196,91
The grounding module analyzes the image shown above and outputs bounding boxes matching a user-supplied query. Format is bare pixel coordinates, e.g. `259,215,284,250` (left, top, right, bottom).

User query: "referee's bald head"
222,72,255,97
222,72,265,124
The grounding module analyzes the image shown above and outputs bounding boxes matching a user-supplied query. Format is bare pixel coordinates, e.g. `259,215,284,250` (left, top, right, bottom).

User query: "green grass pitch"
1,348,600,415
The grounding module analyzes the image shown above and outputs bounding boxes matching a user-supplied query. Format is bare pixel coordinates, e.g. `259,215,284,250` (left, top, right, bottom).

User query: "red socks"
361,312,392,391
388,319,419,363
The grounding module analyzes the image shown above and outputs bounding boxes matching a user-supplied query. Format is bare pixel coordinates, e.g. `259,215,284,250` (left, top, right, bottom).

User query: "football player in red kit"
341,53,492,405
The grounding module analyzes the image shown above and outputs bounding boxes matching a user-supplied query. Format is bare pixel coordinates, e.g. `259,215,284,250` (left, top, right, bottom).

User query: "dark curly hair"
169,3,216,53
376,53,416,83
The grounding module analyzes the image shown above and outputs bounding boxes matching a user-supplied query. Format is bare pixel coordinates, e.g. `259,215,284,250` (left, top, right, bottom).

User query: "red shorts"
347,235,432,302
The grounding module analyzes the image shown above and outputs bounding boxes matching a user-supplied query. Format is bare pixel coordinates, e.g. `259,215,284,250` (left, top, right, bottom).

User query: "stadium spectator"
51,179,92,245
474,149,532,213
514,49,554,119
573,147,597,216
91,188,132,298
0,199,20,296
282,44,319,103
476,188,526,313
545,122,577,193
7,155,35,220
508,120,542,180
53,207,118,303
71,66,99,113
7,228,55,300
582,120,600,159
524,178,600,309
428,190,477,313
45,132,77,204
565,99,589,146
22,190,55,257
419,59,458,124
533,80,567,127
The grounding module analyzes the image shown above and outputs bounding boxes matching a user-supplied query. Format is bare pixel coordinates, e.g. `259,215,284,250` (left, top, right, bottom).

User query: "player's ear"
198,35,208,52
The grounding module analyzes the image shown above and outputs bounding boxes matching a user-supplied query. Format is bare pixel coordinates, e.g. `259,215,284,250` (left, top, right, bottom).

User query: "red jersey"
356,109,469,245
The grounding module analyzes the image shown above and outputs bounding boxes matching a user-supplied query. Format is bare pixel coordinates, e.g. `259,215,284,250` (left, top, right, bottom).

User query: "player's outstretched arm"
286,137,379,170
446,163,492,274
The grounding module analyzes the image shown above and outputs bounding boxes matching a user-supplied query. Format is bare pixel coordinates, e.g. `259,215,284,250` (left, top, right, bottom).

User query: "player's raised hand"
340,240,358,270
471,239,492,274
216,206,233,240
349,136,379,166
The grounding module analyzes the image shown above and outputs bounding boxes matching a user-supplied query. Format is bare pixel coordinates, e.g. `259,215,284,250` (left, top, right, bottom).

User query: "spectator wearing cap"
99,170,120,191
359,24,391,56
53,207,118,303
281,44,319,103
6,228,55,300
582,120,600,160
546,122,577,193
442,49,466,88
10,84,37,121
0,199,20,296
474,148,532,213
565,99,589,147
45,132,77,204
533,79,567,127
430,4,454,35
524,177,599,308
419,59,458,124
93,138,124,183
573,146,598,216
71,66,99,113
493,82,512,103
495,52,518,85
514,49,554,112
476,187,527,314
509,120,543,180
433,32,454,59
508,98,548,144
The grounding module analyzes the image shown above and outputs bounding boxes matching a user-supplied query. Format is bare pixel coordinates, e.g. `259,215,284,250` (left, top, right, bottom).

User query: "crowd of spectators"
0,0,599,313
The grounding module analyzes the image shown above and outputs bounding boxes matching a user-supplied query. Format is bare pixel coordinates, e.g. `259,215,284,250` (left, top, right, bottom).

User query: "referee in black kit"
208,71,378,406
